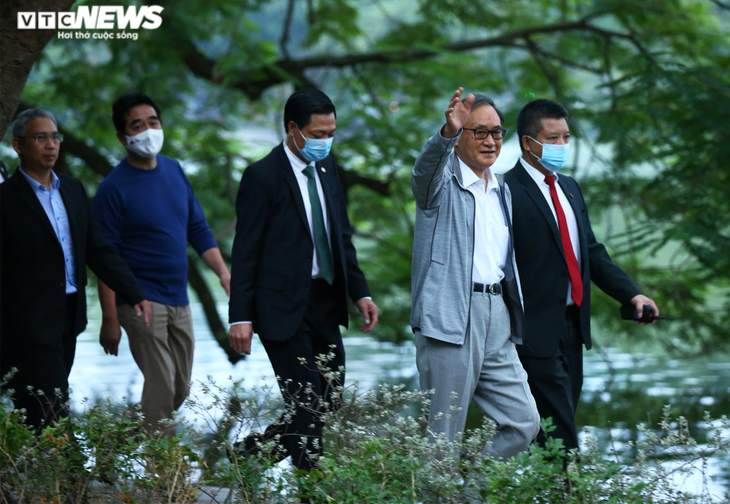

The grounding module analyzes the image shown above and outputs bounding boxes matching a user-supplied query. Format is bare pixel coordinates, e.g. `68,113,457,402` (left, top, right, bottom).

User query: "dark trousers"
259,279,345,471
1,293,78,432
519,305,583,452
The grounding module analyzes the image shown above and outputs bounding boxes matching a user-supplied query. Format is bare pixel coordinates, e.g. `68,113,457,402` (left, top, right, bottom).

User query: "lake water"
69,298,730,501
70,301,417,406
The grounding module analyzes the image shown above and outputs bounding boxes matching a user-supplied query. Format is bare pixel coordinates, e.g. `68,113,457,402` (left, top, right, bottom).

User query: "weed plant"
1,366,728,503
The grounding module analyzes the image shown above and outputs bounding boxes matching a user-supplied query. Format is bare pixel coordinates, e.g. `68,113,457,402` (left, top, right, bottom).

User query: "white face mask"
125,128,164,158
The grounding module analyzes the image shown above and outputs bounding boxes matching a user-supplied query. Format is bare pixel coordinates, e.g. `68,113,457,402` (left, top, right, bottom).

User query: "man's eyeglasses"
463,128,506,140
25,133,64,144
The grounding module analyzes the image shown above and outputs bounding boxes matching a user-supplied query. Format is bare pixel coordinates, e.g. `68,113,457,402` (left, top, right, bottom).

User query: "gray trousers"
118,301,194,436
415,290,539,459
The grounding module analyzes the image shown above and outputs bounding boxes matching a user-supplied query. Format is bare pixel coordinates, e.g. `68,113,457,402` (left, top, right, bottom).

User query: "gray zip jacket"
411,127,525,345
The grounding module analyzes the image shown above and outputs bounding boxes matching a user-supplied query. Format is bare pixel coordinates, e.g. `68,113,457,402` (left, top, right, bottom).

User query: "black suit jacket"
504,161,639,358
0,169,145,347
229,144,370,342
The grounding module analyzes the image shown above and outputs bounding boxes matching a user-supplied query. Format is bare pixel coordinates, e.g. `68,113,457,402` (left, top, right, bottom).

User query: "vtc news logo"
17,5,164,30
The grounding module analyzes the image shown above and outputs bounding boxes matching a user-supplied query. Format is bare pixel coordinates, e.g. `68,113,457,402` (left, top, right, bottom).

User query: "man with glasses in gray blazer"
411,88,539,459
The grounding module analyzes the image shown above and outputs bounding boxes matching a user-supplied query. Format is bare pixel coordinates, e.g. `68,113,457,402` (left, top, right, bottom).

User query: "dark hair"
283,88,336,132
464,94,505,126
516,99,568,152
12,108,57,138
112,93,161,133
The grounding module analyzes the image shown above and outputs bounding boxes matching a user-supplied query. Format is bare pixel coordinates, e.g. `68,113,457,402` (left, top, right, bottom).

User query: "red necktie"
545,175,583,306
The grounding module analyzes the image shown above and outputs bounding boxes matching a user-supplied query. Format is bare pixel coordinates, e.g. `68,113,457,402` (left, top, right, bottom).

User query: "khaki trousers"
118,301,194,436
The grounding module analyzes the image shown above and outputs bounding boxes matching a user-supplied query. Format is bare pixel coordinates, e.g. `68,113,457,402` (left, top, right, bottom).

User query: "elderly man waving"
411,88,539,459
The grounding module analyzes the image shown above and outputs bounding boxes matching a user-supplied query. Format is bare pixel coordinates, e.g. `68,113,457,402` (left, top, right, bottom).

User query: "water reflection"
69,301,418,410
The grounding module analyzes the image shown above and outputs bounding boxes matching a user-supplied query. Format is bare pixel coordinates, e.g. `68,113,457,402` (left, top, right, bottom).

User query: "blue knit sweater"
93,155,217,306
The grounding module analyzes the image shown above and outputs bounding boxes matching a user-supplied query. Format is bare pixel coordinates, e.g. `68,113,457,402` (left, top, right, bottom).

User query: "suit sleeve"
228,165,271,323
575,181,641,304
411,126,460,210
331,158,370,302
83,180,145,305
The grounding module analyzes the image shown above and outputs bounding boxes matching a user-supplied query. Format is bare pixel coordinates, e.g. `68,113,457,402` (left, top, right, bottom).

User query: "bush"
1,372,728,503
1,392,200,503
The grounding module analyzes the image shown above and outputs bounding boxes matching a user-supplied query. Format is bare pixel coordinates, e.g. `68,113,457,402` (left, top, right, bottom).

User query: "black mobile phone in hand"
619,304,674,322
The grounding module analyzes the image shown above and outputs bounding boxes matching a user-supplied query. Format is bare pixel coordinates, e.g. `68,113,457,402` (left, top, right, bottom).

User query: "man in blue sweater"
93,93,230,435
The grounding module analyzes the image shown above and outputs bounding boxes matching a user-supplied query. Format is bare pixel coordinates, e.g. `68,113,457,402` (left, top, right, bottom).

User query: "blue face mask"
295,128,334,162
529,137,570,172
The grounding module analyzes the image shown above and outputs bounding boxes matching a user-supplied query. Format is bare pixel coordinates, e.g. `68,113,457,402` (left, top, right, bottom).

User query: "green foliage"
2,375,729,503
0,397,201,503
2,0,729,349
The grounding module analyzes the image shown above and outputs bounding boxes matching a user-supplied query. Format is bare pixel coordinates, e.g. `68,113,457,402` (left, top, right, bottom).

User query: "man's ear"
12,137,22,156
116,131,127,146
521,135,531,152
287,120,298,138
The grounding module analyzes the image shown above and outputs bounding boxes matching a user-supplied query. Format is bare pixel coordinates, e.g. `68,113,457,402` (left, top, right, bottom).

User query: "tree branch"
306,0,314,25
0,0,77,139
171,13,635,100
213,219,237,243
60,126,116,177
188,255,243,365
524,37,567,104
337,164,390,197
280,0,296,60
279,18,614,70
504,41,604,74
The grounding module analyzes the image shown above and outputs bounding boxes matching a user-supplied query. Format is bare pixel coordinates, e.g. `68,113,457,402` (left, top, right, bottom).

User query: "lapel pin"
570,193,574,198
321,167,326,173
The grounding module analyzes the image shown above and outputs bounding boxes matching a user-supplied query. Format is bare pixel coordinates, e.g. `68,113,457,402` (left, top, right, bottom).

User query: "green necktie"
303,165,335,285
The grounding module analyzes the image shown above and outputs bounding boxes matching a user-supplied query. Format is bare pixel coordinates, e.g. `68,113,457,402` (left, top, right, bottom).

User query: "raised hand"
443,87,475,138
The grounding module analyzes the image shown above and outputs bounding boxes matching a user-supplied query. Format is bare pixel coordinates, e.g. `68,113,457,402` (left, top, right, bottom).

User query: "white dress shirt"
519,157,581,305
230,144,334,326
283,143,332,278
458,157,509,285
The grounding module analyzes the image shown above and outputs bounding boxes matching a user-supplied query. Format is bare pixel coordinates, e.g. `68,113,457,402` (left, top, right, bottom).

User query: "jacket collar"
453,154,503,191
511,159,566,261
275,142,333,237
9,167,61,244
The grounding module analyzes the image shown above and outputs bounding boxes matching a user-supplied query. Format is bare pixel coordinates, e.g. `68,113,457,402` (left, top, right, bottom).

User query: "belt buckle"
488,283,499,295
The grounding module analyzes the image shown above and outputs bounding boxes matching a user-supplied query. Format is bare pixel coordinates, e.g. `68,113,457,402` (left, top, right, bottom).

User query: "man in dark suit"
0,108,151,431
504,99,659,453
228,88,378,472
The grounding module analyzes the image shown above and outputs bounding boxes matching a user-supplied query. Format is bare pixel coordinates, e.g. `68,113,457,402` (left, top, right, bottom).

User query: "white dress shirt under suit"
458,157,509,286
519,157,581,306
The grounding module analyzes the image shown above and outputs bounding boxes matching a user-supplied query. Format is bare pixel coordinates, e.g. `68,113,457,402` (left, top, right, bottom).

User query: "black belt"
473,282,502,295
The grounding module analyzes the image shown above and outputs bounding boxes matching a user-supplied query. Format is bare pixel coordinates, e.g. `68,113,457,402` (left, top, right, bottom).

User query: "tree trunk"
187,254,243,365
0,0,75,139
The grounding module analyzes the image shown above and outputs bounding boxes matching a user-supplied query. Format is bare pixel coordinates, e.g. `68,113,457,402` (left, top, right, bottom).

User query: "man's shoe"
227,432,287,464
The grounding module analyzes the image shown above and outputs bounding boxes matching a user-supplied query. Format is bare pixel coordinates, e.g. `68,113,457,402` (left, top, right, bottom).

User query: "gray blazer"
410,128,525,345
